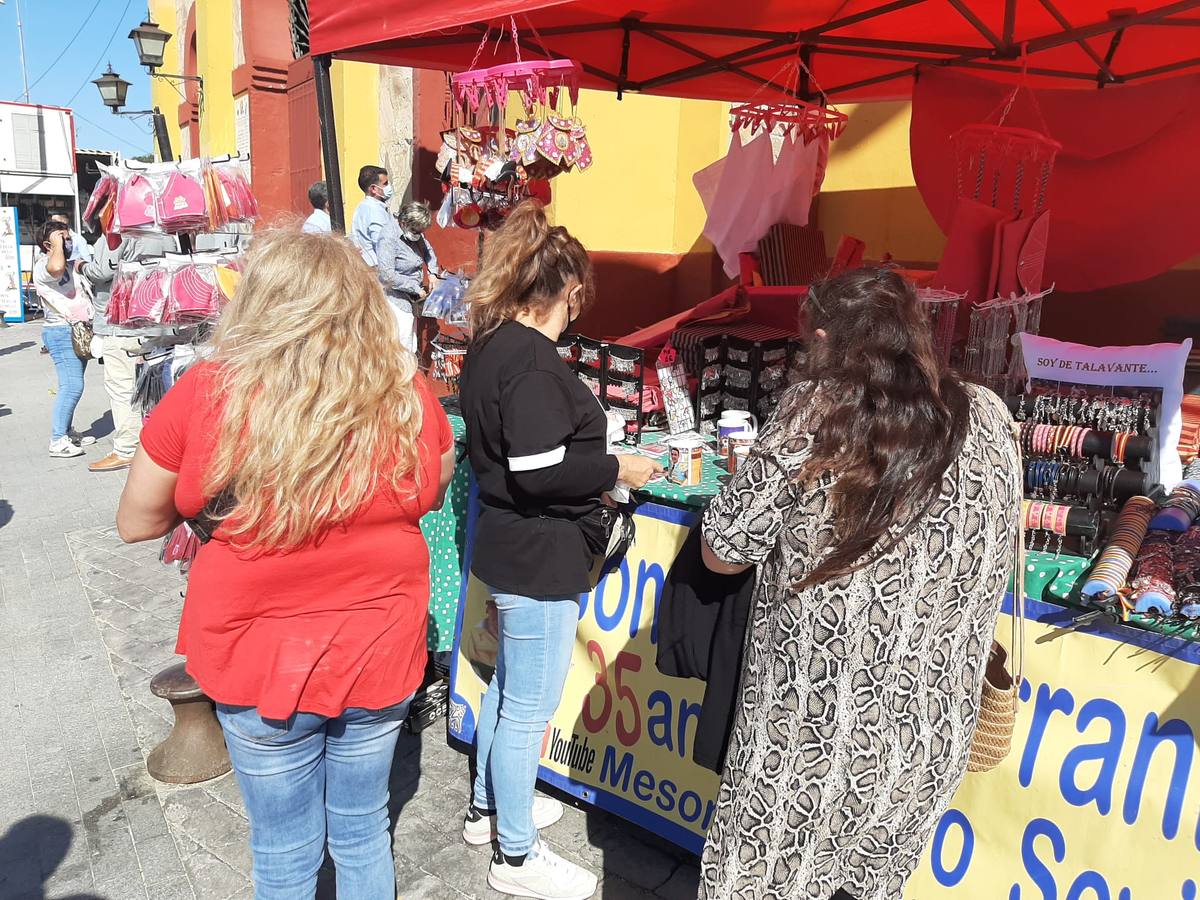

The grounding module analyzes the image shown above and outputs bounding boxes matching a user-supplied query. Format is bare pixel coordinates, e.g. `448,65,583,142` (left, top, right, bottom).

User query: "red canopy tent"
306,0,1200,228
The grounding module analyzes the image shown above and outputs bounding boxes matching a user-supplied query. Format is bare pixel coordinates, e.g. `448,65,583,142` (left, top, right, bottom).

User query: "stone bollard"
147,662,232,784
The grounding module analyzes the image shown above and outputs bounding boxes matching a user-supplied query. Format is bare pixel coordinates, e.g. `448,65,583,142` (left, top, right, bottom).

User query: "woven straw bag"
967,425,1026,774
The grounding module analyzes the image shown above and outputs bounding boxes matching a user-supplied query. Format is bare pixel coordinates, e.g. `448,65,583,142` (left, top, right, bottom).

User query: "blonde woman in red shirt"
116,228,455,899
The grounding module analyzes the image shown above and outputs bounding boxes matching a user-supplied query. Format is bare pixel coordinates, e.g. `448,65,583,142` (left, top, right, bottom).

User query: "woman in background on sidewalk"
460,202,661,900
31,220,93,459
116,229,455,899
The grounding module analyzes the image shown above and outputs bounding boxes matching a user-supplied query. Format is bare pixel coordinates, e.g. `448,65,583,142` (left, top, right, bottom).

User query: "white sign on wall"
234,95,251,180
0,207,23,322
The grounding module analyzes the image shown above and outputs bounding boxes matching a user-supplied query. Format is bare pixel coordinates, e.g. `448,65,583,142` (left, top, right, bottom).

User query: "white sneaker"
68,430,97,447
488,840,597,900
463,796,565,846
49,438,85,458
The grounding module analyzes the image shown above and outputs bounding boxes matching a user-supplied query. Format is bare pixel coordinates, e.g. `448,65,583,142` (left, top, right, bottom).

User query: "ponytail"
467,202,594,343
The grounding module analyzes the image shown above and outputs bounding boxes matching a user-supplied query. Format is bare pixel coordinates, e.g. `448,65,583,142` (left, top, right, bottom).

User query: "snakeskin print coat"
699,384,1020,900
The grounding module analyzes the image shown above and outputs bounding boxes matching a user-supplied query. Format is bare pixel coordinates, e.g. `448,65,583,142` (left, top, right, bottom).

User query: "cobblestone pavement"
0,323,700,900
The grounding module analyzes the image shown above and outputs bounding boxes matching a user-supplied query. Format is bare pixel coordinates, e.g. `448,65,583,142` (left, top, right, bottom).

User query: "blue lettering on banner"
1012,818,1066,900
600,746,716,832
679,791,702,824
1065,872,1109,900
632,560,665,643
678,698,701,759
647,691,675,753
1123,714,1194,840
657,778,677,813
930,809,973,887
590,560,631,633
1059,698,1125,815
633,769,655,802
600,744,634,791
1020,684,1076,788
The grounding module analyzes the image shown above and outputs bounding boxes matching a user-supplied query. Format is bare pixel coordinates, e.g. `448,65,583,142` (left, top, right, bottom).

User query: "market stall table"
438,428,1200,900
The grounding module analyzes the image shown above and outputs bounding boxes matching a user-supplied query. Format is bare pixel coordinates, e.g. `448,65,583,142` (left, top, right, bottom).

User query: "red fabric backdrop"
911,70,1200,292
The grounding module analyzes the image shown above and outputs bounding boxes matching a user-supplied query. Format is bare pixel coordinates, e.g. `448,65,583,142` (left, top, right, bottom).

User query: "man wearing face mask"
350,165,395,268
351,165,422,352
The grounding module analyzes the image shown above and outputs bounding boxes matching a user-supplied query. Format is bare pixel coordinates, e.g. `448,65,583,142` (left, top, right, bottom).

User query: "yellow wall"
195,0,236,156
148,0,183,161
329,61,381,215
548,90,728,256
819,100,946,265
149,0,383,210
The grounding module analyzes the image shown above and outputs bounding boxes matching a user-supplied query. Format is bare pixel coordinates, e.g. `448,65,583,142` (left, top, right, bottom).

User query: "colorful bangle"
1040,502,1054,533
1053,503,1070,536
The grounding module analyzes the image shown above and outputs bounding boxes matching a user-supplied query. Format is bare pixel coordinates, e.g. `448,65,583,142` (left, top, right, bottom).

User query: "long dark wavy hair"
782,267,971,588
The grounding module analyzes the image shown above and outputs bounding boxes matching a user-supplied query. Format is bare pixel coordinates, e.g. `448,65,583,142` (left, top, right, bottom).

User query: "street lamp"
93,64,132,110
124,13,203,162
92,63,174,162
129,17,171,70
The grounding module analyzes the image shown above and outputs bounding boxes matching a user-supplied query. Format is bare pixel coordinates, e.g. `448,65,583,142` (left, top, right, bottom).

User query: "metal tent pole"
312,54,345,233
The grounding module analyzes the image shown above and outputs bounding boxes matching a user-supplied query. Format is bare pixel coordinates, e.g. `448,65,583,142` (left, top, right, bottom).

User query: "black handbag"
578,504,636,589
187,487,238,545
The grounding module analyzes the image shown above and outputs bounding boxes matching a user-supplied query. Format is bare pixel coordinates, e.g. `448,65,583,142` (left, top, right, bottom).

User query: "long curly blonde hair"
202,228,422,551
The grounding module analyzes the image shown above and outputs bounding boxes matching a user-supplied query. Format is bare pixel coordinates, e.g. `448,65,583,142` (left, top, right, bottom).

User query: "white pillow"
1017,333,1192,489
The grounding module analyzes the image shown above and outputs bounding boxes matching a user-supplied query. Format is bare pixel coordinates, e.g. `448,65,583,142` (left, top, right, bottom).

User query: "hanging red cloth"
912,70,1200,292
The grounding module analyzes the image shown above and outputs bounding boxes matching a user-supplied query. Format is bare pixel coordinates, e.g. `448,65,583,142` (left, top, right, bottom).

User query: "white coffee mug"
717,410,758,453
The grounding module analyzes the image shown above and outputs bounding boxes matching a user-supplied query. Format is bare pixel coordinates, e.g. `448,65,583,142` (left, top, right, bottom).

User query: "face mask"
378,183,394,202
63,241,73,257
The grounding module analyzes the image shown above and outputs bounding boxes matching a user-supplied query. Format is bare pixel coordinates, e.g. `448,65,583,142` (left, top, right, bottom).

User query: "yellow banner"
450,497,1200,890
906,598,1200,899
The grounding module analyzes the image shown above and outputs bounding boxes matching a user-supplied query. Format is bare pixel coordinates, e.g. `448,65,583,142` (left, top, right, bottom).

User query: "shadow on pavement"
0,815,104,899
0,341,34,357
86,411,114,441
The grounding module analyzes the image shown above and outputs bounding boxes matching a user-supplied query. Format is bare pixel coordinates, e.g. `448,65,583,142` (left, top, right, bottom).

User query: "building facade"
0,102,80,258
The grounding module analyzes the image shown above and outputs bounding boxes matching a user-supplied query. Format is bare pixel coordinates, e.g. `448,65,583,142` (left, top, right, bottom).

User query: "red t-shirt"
141,363,453,719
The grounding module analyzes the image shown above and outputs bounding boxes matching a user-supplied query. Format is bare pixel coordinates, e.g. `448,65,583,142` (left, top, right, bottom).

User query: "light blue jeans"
43,325,87,440
216,698,413,900
472,588,580,856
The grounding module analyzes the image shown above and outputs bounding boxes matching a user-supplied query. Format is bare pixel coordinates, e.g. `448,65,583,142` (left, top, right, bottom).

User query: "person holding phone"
32,220,92,459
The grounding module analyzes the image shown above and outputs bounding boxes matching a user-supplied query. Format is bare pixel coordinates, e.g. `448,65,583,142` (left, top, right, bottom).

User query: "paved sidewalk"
0,323,700,899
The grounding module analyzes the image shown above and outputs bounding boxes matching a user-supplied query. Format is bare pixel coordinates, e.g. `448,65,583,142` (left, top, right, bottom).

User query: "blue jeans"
43,326,87,440
216,698,413,900
472,589,579,855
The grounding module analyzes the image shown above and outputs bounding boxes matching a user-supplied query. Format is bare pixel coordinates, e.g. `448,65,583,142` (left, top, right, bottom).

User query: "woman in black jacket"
459,202,660,900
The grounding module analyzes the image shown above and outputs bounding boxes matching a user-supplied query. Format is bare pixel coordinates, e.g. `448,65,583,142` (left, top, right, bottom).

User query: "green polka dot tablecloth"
632,436,727,510
1018,550,1092,604
1024,548,1200,642
421,413,468,653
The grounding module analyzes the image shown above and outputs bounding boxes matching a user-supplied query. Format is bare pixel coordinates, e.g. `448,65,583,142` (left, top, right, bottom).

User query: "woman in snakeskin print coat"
698,268,1021,900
